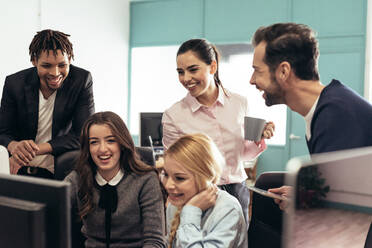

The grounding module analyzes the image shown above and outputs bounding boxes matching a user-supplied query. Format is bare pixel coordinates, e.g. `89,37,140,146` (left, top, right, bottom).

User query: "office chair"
135,146,156,166
365,222,372,248
248,171,286,248
54,150,80,180
54,147,156,180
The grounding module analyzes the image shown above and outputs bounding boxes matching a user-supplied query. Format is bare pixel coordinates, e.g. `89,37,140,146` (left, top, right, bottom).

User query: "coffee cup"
244,116,266,142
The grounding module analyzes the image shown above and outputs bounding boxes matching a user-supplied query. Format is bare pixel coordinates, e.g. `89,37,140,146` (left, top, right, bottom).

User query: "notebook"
283,146,372,248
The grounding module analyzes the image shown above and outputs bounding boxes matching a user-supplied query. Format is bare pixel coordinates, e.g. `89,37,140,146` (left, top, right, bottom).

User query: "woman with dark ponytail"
162,38,274,224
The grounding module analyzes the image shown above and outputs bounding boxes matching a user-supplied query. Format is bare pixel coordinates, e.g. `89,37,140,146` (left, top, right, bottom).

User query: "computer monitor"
283,146,372,248
0,195,46,248
139,112,163,147
0,174,71,248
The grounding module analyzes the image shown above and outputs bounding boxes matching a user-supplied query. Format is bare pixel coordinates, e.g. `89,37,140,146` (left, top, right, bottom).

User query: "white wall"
319,154,372,208
0,0,130,119
0,0,40,93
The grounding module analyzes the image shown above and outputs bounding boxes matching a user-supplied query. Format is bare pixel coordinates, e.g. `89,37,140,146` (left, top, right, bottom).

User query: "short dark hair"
252,23,319,81
177,38,228,96
29,29,74,62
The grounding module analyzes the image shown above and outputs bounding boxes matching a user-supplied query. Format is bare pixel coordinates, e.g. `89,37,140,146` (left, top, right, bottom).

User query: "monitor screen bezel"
139,112,163,147
0,195,46,248
0,174,71,248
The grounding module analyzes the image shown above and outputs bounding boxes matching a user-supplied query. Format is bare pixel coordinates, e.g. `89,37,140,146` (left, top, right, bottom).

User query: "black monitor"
0,195,46,248
139,112,163,147
0,174,71,248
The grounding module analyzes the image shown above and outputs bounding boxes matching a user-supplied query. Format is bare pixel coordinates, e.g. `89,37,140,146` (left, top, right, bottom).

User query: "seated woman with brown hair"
162,133,247,248
65,111,166,248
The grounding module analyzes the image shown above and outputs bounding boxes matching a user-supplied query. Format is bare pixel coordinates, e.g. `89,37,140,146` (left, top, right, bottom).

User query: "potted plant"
297,165,330,208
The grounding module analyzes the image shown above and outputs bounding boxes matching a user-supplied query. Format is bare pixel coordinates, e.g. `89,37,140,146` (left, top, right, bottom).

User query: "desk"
244,159,257,183
155,156,164,170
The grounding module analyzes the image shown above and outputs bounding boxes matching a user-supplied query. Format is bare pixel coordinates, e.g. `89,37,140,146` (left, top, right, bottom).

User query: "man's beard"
264,76,285,106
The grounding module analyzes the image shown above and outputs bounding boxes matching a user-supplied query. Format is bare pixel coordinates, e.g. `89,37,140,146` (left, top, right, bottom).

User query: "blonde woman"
162,133,247,248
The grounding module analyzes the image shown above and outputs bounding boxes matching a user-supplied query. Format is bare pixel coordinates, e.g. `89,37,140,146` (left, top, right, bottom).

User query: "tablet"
247,185,286,201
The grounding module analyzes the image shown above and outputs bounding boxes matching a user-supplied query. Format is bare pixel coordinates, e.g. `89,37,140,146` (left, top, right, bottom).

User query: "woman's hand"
262,121,275,139
254,121,275,146
186,185,219,211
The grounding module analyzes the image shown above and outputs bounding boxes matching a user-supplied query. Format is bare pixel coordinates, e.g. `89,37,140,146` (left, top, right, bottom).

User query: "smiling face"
89,124,121,181
163,156,198,207
32,49,70,97
250,42,285,106
176,51,217,103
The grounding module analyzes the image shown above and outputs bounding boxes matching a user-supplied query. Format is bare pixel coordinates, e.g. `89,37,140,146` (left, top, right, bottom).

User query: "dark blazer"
306,79,372,154
0,65,95,156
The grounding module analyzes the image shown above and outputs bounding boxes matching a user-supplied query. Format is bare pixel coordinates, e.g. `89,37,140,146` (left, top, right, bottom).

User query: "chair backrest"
54,150,80,180
248,171,286,248
365,222,372,248
135,146,155,166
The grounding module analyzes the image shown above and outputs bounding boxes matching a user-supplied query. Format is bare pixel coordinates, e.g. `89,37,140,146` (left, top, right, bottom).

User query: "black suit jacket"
0,65,95,156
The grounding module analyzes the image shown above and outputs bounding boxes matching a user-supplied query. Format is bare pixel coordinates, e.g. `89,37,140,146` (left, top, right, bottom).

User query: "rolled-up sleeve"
242,139,266,161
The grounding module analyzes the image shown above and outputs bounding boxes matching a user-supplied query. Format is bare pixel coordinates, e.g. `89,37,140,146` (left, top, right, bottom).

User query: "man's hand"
9,156,22,174
268,185,292,211
8,140,39,166
262,121,275,139
186,185,219,211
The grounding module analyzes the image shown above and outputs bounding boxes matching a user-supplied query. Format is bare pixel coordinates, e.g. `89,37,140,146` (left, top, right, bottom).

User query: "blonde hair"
165,133,223,247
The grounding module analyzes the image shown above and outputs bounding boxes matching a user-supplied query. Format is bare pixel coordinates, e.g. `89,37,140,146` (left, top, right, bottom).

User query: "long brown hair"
76,111,154,219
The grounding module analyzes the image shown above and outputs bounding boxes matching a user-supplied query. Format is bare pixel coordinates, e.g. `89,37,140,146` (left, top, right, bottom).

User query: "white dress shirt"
162,87,266,184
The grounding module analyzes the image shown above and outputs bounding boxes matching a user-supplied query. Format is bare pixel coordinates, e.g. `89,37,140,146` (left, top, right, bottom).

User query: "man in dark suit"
0,29,95,179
